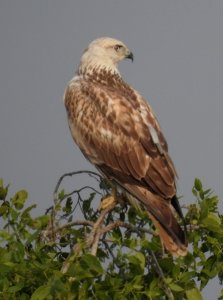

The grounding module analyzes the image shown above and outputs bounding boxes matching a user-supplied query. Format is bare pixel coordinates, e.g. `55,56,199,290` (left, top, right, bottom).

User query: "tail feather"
123,184,188,256
149,214,187,256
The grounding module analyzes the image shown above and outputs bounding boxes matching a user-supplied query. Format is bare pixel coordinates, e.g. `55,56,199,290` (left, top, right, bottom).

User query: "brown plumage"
64,37,187,256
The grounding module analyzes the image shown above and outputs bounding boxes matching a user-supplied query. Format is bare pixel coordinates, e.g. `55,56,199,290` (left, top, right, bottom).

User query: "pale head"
78,37,133,75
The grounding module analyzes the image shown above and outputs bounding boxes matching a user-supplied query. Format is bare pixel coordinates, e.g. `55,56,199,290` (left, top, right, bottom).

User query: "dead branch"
53,170,103,204
85,201,117,254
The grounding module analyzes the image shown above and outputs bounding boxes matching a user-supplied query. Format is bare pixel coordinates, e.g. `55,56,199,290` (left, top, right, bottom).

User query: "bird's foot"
99,194,117,210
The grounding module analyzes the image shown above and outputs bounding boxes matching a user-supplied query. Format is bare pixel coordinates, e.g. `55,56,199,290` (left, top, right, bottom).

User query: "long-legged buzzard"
64,37,187,256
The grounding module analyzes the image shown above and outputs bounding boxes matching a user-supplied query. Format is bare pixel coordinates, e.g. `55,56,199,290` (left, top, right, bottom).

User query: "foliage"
0,174,222,299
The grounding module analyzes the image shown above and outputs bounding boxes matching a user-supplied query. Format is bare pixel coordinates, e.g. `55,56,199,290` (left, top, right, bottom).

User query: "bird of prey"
63,37,187,256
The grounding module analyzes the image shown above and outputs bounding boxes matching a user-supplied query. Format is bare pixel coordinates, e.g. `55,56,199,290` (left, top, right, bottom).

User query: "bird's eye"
114,44,123,51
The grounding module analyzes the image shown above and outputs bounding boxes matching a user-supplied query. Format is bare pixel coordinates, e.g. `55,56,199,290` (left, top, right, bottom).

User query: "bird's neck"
78,52,120,77
78,63,120,76
76,61,123,89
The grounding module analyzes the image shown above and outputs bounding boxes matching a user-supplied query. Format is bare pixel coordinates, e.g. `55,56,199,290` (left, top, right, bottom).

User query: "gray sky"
1,1,223,297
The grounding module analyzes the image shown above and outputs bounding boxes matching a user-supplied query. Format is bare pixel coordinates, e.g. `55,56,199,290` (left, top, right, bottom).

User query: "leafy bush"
0,174,223,299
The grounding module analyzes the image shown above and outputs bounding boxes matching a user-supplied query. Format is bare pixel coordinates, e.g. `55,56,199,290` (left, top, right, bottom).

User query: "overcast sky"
1,1,223,297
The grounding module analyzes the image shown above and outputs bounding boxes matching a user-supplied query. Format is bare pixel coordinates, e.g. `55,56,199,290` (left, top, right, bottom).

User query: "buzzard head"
79,37,133,74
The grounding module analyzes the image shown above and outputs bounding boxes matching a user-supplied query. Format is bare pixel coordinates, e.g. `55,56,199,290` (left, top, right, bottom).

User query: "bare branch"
85,201,116,254
90,231,101,256
53,170,102,204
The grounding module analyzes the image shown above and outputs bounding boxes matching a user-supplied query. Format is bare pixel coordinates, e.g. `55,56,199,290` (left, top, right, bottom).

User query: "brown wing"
64,77,187,256
65,78,176,198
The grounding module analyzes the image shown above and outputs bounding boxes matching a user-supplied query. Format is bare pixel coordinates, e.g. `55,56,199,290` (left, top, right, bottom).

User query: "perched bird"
64,37,187,256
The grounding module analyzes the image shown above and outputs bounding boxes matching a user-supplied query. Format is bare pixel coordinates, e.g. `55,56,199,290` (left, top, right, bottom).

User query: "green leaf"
111,227,123,243
192,187,198,197
63,197,73,214
58,189,65,201
31,285,52,300
12,190,28,210
186,287,203,300
200,199,209,219
32,215,50,229
78,281,90,300
145,278,162,298
83,198,92,212
0,202,9,216
207,196,219,212
202,213,223,235
194,178,202,192
169,282,184,292
129,252,145,271
21,204,37,225
0,181,8,200
0,230,12,241
68,254,103,280
8,282,24,293
0,263,13,274
200,256,219,279
180,271,196,283
81,253,103,275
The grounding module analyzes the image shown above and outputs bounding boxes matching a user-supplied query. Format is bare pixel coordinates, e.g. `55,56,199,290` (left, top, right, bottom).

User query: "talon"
99,194,117,210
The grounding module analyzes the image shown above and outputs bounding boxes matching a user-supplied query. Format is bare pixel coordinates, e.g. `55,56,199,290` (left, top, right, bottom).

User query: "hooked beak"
125,51,134,62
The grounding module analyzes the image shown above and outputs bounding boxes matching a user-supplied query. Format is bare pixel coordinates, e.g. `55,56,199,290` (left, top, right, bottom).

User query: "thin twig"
53,170,102,204
149,250,174,300
60,186,103,203
100,220,156,236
